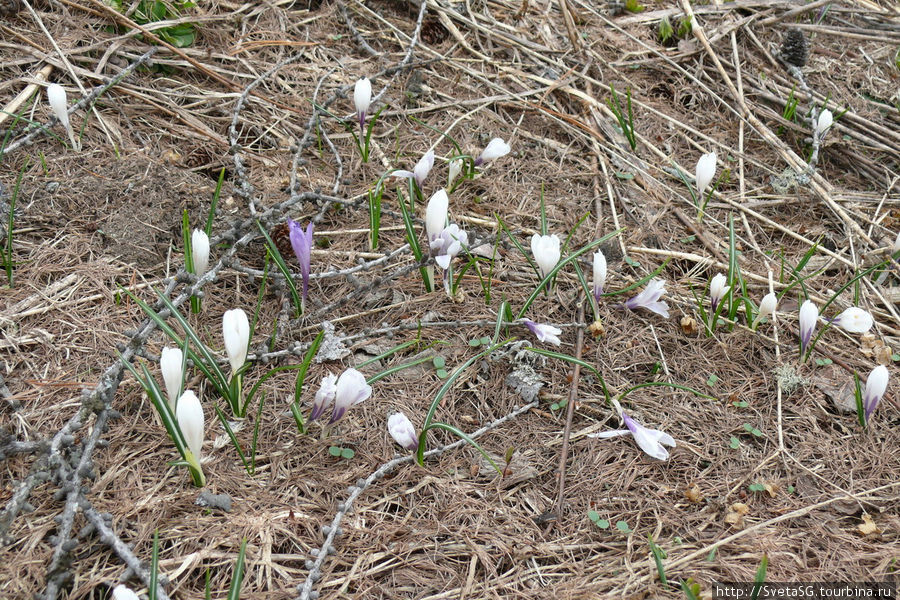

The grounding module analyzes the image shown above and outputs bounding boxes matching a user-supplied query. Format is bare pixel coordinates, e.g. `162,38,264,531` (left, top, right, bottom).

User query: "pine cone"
780,28,809,67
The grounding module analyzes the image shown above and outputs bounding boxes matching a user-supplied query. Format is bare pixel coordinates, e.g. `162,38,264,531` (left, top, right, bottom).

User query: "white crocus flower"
388,412,418,450
832,307,873,334
816,109,833,137
799,300,818,354
222,308,250,375
520,319,562,346
752,292,778,330
47,83,79,151
592,249,607,302
425,188,449,242
329,368,372,424
475,138,510,165
176,390,204,460
589,411,676,461
624,279,670,318
393,149,435,189
531,234,561,278
695,151,717,197
159,346,183,411
354,77,372,131
431,224,468,270
191,229,210,277
709,273,730,314
863,364,889,421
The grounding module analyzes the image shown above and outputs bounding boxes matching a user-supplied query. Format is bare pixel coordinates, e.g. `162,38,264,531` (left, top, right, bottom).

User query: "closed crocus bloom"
287,219,314,306
475,137,511,165
448,159,463,186
799,299,818,354
520,319,562,346
310,373,337,422
709,273,730,313
832,307,873,334
816,109,833,137
531,234,561,278
191,229,210,277
393,150,435,189
354,77,372,131
330,368,372,424
593,249,606,302
589,411,676,461
176,390,204,460
388,412,418,450
752,292,778,329
159,346,183,410
222,309,250,375
863,364,889,421
695,151,716,196
112,585,140,600
425,188,449,242
47,83,79,151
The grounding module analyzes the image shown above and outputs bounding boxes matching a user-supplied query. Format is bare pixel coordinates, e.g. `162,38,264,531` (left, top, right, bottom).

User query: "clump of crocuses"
310,368,372,426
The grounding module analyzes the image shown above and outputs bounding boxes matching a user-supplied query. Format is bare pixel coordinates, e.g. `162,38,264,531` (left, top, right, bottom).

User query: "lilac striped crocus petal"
520,319,562,346
310,373,337,422
799,300,818,354
288,219,314,305
329,368,372,425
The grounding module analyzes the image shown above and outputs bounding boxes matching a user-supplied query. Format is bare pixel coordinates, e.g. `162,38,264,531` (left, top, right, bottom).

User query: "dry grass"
1,0,899,598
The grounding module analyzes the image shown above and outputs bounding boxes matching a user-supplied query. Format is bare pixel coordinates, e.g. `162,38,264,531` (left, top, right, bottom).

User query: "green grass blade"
424,421,501,473
205,167,225,235
227,538,248,600
255,220,303,315
213,405,251,475
525,346,611,404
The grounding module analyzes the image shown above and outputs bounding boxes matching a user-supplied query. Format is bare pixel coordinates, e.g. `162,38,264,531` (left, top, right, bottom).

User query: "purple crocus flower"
287,219,314,309
624,279,670,318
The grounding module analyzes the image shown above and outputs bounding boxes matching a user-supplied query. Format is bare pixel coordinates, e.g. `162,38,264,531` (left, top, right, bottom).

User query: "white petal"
176,390,204,460
593,250,607,294
816,109,833,135
159,346,183,410
222,309,250,374
587,429,631,439
354,77,371,115
47,83,70,129
695,152,717,195
112,585,140,600
388,412,418,450
191,229,210,276
835,307,873,333
425,189,449,241
479,138,510,162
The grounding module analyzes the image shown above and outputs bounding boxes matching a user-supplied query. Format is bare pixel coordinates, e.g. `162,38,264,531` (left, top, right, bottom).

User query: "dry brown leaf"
684,483,704,503
763,482,779,498
858,513,882,536
875,344,893,365
588,320,606,338
681,315,699,335
725,502,750,528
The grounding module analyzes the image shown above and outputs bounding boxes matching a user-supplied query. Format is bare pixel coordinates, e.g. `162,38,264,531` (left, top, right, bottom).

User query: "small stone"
195,491,232,512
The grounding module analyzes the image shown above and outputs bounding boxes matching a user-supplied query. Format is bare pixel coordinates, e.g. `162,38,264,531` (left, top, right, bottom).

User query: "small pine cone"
780,29,809,67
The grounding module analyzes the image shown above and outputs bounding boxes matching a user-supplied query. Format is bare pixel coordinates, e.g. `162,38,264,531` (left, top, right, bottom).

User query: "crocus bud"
354,77,372,131
816,109,833,137
593,249,606,303
709,273,730,313
222,308,250,375
112,585,140,600
799,299,818,354
425,189,449,242
287,219,314,306
310,373,337,422
191,229,210,277
47,83,79,151
159,346,183,411
696,152,717,196
475,138,510,166
329,368,372,425
388,412,418,450
448,159,463,187
176,390,204,460
752,292,777,329
531,234,561,278
863,364,889,421
832,307,873,333
413,150,434,187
